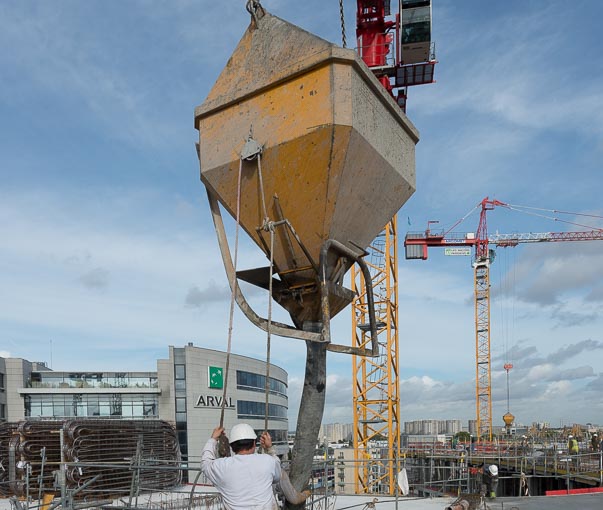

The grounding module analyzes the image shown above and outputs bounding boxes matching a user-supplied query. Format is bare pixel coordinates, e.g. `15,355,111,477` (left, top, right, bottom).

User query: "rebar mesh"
1,419,181,500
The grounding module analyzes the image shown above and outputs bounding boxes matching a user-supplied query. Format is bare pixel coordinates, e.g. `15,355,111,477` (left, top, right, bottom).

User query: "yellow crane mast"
352,217,400,494
350,0,437,493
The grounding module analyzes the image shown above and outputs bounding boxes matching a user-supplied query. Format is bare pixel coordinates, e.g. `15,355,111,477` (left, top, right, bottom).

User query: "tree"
455,431,471,442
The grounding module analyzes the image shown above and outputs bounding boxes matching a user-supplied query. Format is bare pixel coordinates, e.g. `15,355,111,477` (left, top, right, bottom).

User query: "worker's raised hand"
211,426,225,440
260,431,272,449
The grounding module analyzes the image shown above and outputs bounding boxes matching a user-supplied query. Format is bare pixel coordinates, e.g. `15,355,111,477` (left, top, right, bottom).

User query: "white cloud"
541,380,573,400
416,4,603,138
526,363,555,382
185,280,231,308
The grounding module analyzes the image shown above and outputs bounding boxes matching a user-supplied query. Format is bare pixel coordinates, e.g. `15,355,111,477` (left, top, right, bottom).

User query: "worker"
201,424,281,509
480,464,499,499
568,435,579,455
591,433,600,452
520,435,528,454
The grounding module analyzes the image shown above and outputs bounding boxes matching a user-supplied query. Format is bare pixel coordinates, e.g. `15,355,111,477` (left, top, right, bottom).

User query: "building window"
111,394,122,416
72,394,84,417
237,400,287,421
23,393,158,419
0,403,5,419
236,371,287,397
28,371,158,389
176,397,186,413
265,429,287,443
0,372,4,390
143,403,156,416
175,365,186,380
175,419,188,466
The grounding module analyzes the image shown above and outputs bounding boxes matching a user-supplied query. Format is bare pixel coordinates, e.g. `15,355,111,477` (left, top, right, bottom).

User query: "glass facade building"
1,344,289,460
157,344,289,459
29,371,158,389
24,393,158,418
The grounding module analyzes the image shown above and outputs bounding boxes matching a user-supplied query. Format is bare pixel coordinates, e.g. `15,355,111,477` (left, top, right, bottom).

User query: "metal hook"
245,0,265,27
240,135,262,161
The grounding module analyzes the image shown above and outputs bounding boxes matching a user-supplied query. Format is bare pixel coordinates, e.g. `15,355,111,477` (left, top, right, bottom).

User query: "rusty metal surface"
1,419,181,499
196,11,418,325
0,422,18,496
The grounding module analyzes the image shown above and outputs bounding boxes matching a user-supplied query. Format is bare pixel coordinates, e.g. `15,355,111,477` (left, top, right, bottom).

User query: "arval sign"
195,395,235,408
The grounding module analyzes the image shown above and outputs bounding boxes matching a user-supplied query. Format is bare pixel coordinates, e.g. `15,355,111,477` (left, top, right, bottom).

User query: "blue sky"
1,0,602,430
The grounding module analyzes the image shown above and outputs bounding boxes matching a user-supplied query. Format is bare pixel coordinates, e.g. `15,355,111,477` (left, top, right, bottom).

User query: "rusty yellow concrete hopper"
195,10,419,354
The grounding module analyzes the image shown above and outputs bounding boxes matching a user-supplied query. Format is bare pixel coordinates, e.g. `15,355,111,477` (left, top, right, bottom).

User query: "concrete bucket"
195,9,419,352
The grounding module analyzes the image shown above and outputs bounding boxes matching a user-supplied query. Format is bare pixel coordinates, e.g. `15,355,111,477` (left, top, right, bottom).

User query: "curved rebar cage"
0,419,181,499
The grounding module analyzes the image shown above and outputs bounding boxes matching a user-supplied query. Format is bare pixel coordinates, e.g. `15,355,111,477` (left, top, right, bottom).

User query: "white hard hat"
229,423,257,444
488,465,498,476
568,435,573,439
594,433,598,436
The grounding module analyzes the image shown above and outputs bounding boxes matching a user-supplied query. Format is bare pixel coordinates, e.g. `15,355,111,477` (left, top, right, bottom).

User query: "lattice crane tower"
352,0,436,494
352,218,399,494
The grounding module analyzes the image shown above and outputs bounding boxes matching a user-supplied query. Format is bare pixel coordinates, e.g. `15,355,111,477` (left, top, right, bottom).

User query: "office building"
0,343,289,458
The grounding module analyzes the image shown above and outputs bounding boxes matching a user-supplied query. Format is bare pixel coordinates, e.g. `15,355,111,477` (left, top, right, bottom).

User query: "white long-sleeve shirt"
201,438,281,510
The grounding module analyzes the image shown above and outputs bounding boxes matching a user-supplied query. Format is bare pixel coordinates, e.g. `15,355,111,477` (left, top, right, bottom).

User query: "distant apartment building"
404,419,462,435
445,420,462,435
320,422,353,444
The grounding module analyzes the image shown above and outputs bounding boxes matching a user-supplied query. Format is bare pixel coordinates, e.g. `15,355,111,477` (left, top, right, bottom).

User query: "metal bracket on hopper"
208,188,321,343
240,134,263,161
319,239,379,357
207,189,379,356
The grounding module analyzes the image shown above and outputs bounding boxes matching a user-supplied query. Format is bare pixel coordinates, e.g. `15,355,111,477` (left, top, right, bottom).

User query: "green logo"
208,366,223,389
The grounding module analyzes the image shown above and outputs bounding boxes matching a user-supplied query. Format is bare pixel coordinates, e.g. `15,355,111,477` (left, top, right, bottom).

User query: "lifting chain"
339,0,347,48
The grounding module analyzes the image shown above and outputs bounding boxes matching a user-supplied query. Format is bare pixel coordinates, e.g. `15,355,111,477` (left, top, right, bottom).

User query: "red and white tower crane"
404,197,603,441
355,0,436,111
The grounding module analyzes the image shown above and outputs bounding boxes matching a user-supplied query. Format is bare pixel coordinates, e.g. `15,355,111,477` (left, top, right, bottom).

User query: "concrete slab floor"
1,492,601,510
328,493,603,509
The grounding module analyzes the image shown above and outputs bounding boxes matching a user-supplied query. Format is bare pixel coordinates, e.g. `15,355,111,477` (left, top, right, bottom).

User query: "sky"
1,0,603,432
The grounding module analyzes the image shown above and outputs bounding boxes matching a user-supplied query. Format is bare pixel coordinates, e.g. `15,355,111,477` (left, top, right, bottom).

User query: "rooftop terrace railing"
2,444,602,509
